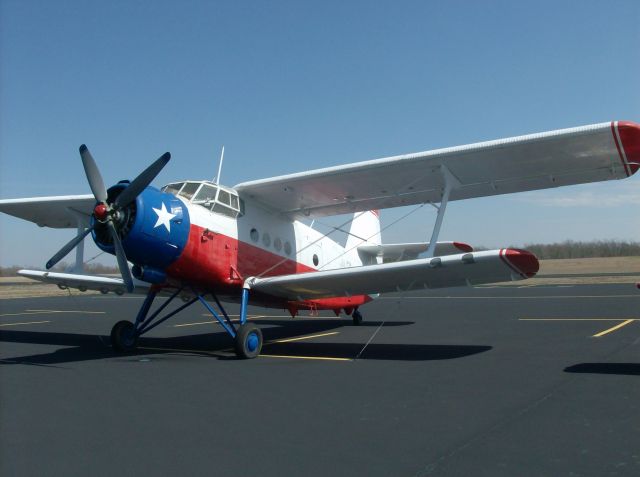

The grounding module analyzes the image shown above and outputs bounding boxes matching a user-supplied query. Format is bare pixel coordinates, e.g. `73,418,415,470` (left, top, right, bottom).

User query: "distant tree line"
518,240,640,260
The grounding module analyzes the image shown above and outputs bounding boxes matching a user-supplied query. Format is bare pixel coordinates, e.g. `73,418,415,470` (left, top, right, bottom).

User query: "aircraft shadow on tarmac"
564,363,640,376
0,319,492,365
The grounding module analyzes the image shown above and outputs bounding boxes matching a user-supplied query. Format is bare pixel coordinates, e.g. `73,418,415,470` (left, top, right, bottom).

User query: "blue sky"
1,0,639,267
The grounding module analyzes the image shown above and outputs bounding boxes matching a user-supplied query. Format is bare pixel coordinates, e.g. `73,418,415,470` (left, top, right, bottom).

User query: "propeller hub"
94,203,109,221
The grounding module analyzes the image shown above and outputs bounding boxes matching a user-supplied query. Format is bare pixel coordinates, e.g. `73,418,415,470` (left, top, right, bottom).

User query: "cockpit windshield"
162,181,243,218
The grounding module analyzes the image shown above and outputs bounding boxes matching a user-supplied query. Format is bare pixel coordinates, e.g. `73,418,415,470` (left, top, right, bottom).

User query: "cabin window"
262,233,271,247
284,241,292,256
274,237,282,252
250,228,259,243
313,254,319,266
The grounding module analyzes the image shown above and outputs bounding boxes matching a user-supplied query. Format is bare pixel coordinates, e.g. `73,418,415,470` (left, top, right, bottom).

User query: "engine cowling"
92,184,190,278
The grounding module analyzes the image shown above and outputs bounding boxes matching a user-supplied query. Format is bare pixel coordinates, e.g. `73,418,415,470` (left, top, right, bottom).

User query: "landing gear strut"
352,309,363,325
109,284,262,359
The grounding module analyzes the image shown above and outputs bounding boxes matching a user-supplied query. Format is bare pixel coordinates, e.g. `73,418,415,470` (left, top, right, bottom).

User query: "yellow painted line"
0,320,51,327
174,320,219,328
26,309,105,314
380,295,640,299
593,320,635,338
0,311,51,317
138,346,223,356
260,354,351,362
1,310,106,318
177,314,295,327
520,318,639,321
200,314,292,319
138,346,349,362
270,331,339,344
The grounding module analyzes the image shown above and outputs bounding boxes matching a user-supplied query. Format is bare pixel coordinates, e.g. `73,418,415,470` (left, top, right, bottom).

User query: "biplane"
1,121,638,358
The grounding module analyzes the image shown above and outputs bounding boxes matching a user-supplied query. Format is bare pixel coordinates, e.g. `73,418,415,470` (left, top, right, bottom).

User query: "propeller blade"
45,226,94,270
114,152,171,208
80,144,108,203
107,221,134,293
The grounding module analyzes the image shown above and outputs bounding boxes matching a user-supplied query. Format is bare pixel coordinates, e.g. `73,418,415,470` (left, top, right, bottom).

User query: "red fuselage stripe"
166,223,372,311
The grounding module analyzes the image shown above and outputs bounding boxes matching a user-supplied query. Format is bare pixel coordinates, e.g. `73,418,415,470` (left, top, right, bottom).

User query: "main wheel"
234,323,263,359
352,309,363,326
110,320,138,352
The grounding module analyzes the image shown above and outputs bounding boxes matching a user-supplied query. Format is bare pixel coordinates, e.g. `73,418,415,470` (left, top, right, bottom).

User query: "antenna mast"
214,146,225,184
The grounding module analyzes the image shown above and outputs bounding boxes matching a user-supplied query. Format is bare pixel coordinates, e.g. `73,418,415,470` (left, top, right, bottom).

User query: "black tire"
234,323,263,359
352,309,363,326
110,320,138,352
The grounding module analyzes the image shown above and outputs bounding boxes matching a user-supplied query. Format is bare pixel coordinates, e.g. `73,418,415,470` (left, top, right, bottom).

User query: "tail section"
346,210,381,265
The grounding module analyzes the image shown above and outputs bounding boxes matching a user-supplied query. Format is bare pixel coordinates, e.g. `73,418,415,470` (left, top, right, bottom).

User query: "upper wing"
235,121,640,219
249,249,538,300
0,195,95,228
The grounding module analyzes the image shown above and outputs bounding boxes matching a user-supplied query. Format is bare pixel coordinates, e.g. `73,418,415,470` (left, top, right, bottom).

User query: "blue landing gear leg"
110,286,263,359
233,286,262,359
196,285,262,359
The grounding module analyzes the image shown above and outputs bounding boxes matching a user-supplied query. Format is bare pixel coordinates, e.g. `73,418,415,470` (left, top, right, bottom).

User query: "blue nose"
92,186,190,272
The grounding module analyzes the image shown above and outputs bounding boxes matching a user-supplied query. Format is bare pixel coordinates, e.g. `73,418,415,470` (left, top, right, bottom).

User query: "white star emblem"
152,203,176,232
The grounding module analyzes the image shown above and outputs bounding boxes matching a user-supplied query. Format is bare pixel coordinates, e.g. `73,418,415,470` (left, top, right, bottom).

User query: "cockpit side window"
163,182,184,195
217,189,231,207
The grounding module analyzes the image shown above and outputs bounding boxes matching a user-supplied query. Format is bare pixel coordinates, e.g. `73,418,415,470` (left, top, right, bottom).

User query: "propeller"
46,145,171,293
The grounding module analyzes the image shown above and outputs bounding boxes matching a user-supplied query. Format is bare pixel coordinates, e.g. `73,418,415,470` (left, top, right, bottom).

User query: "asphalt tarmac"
1,283,639,476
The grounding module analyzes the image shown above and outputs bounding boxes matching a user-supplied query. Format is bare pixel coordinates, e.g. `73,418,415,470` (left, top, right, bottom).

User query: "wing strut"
425,165,461,258
66,207,91,273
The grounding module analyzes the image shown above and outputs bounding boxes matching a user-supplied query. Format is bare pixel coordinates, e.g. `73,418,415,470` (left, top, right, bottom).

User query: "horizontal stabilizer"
249,249,538,300
358,241,473,261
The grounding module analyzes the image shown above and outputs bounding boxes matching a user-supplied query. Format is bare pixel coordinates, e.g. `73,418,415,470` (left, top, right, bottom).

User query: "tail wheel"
235,323,263,359
110,320,138,352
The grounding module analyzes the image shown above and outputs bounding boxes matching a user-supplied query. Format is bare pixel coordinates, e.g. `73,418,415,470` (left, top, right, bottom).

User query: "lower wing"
248,249,538,300
18,270,150,295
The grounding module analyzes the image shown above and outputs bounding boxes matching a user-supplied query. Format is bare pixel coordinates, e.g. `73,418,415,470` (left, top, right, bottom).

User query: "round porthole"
274,237,282,251
262,233,271,247
284,241,292,256
250,228,259,243
313,254,319,266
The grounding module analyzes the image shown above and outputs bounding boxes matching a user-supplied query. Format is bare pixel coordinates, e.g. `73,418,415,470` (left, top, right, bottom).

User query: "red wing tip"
617,121,640,175
453,241,473,252
503,249,540,278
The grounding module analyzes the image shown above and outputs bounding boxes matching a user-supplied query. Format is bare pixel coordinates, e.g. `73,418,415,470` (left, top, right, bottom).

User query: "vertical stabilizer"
346,211,381,264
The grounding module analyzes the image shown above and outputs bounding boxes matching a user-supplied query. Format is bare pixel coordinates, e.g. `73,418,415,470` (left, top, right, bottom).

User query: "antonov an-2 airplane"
1,121,638,358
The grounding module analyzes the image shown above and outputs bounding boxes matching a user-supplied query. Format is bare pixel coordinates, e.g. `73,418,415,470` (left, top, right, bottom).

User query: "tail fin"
346,210,381,250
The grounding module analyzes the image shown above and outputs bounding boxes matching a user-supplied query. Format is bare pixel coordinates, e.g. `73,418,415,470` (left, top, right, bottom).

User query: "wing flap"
249,249,538,300
235,121,639,218
0,195,95,228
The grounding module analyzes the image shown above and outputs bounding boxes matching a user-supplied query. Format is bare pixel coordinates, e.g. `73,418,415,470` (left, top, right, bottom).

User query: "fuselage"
92,180,377,315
